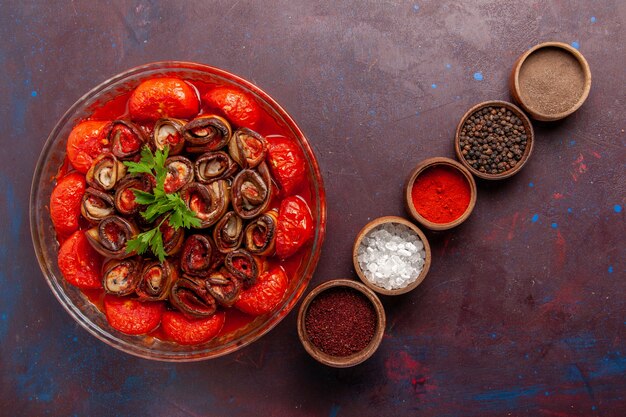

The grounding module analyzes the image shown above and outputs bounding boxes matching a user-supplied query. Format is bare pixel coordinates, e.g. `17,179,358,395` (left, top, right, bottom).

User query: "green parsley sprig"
123,146,200,261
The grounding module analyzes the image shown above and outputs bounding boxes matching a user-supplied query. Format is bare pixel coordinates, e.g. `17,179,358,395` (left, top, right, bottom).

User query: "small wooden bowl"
297,279,386,368
454,100,534,180
510,41,591,121
404,157,477,231
352,216,431,296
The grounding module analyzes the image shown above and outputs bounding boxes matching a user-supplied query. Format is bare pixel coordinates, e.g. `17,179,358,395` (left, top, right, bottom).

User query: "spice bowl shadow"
297,279,386,368
510,41,591,121
352,216,431,296
404,157,477,231
454,100,535,180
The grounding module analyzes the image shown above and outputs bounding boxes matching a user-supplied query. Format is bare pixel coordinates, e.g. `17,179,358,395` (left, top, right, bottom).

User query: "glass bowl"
30,62,327,361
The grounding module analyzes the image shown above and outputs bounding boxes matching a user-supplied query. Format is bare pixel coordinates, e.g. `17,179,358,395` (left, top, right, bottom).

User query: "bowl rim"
403,157,477,231
352,216,431,296
454,100,535,180
510,41,592,121
296,279,386,367
29,61,327,361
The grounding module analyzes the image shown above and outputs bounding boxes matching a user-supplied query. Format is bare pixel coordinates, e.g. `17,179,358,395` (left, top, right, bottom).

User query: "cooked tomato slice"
161,311,225,345
276,196,313,259
203,86,261,129
50,172,86,236
104,295,164,335
66,120,111,173
129,77,199,122
57,230,103,289
235,267,288,316
266,136,307,197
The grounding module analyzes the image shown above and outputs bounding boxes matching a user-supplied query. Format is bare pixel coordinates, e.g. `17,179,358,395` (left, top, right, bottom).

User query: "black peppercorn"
458,106,528,175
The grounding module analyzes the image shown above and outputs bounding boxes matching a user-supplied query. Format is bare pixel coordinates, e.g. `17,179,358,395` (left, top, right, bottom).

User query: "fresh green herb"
123,146,200,261
126,221,167,263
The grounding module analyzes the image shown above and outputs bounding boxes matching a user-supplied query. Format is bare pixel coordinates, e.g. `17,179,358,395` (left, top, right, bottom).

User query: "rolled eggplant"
231,163,272,219
136,259,176,301
169,276,217,318
224,249,259,289
157,215,185,256
194,151,238,184
212,211,244,253
153,118,186,155
85,215,139,259
244,210,278,256
228,128,266,169
109,120,147,159
114,175,150,216
182,115,232,153
102,257,142,296
206,269,241,307
180,234,214,277
81,187,115,222
86,152,126,191
163,156,194,193
180,181,230,228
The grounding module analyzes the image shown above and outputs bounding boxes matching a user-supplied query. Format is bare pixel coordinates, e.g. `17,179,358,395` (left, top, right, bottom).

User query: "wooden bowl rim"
511,41,592,121
352,216,431,296
403,157,477,231
296,279,386,368
454,100,535,180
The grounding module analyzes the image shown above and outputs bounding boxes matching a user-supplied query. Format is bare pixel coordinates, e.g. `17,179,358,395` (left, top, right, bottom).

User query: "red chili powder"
411,165,470,224
304,287,376,357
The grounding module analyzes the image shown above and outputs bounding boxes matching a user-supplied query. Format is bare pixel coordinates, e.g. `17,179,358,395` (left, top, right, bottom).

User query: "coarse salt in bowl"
352,216,431,296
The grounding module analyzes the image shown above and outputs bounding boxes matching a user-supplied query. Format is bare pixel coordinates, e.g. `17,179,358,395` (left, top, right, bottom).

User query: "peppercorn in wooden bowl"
454,100,534,180
404,157,477,231
352,216,431,296
297,279,385,368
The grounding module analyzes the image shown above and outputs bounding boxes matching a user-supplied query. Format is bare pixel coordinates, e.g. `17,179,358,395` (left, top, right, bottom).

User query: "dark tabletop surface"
1,1,624,416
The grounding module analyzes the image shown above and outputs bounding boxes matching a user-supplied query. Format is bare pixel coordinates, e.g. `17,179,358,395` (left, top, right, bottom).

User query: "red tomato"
203,86,261,129
235,267,288,316
129,77,199,122
50,172,86,236
104,295,164,335
57,230,103,289
266,136,307,197
66,120,111,173
161,311,225,345
276,196,314,259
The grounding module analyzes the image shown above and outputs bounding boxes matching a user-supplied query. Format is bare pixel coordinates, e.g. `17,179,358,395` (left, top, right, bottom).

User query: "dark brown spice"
304,287,376,357
458,106,528,175
518,46,586,115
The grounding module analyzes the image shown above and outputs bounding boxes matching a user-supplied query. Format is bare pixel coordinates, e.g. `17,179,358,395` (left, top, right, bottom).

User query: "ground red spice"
411,165,470,224
304,287,376,357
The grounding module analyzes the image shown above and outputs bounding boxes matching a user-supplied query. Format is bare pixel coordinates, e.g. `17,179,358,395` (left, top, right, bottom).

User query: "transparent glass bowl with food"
30,62,326,361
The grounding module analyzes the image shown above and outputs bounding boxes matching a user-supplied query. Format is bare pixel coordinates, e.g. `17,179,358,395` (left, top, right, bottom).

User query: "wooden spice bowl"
297,279,386,368
454,100,535,180
404,157,477,231
352,216,431,296
510,41,591,121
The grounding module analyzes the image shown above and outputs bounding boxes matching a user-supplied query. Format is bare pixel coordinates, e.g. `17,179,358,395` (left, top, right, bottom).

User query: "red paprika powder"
411,165,470,224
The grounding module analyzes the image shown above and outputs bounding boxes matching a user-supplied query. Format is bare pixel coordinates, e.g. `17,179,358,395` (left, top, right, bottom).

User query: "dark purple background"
1,1,624,416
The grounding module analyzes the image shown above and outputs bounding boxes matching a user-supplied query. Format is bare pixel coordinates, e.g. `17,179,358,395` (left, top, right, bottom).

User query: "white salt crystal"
356,222,426,290
385,241,397,251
